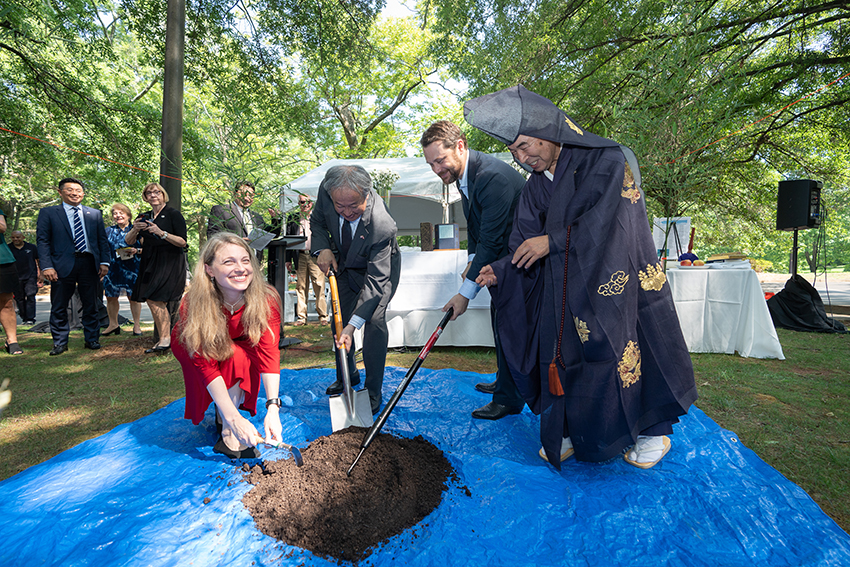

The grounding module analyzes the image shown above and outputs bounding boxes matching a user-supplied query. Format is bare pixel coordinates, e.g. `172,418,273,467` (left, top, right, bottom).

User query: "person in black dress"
125,183,188,353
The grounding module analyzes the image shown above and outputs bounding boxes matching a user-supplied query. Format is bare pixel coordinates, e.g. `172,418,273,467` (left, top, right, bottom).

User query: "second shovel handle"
328,270,345,340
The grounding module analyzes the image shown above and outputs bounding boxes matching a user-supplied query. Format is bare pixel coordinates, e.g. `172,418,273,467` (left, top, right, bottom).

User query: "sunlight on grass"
0,324,847,531
1,406,97,443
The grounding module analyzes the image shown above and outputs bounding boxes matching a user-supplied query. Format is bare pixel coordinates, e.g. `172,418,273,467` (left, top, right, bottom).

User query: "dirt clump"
242,427,458,563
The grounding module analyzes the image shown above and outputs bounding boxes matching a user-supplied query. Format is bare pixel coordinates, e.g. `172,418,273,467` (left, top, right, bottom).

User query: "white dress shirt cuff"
349,315,366,330
459,278,481,300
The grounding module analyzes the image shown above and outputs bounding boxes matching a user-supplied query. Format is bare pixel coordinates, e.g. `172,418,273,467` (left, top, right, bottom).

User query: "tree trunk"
334,104,360,152
197,215,207,250
160,0,185,211
805,240,819,273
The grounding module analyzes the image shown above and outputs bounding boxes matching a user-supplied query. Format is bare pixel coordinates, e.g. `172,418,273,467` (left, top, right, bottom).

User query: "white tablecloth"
667,268,784,359
281,249,495,347
386,249,494,347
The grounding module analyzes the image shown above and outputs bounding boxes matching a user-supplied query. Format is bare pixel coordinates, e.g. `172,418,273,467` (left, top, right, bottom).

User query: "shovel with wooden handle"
327,269,374,432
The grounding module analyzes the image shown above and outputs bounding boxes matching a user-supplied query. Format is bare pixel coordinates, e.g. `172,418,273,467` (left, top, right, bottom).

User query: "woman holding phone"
126,183,188,353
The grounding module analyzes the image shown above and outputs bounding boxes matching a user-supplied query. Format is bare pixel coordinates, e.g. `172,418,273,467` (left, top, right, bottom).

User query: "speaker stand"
790,229,799,277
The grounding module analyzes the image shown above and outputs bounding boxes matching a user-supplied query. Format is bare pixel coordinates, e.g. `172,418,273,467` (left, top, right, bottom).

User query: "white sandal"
538,437,575,463
624,435,671,469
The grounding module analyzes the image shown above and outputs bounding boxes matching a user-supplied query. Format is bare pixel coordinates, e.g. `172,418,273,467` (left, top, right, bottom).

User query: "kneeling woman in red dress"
173,232,283,459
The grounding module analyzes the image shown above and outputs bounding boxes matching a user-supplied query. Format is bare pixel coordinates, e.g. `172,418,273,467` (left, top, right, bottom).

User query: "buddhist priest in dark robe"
466,86,698,469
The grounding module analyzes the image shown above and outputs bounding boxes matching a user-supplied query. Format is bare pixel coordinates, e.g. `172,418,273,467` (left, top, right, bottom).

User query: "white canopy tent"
282,153,519,237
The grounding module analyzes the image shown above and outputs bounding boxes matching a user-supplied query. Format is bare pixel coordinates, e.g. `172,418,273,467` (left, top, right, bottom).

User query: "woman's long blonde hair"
178,232,280,360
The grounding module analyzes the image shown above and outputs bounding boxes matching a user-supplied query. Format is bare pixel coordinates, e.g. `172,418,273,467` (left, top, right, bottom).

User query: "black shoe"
101,327,121,336
49,345,68,356
371,397,382,415
213,405,223,436
213,438,260,459
325,375,361,395
145,344,171,354
472,401,522,420
85,341,102,350
4,342,23,355
132,330,143,336
475,381,497,394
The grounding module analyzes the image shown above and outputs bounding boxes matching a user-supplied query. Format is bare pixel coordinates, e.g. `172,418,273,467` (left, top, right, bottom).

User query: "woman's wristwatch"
265,397,282,409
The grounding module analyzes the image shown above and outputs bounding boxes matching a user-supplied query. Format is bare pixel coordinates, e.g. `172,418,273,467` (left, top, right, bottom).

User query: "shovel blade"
330,389,374,431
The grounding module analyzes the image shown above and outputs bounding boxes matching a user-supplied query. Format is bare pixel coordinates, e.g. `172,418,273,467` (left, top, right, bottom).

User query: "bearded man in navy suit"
421,120,527,420
37,178,112,355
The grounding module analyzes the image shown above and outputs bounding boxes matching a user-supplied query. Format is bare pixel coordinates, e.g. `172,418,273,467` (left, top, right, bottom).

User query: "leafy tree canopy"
426,0,850,266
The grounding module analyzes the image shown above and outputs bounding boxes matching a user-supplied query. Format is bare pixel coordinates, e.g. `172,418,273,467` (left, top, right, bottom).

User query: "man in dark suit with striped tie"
36,178,112,355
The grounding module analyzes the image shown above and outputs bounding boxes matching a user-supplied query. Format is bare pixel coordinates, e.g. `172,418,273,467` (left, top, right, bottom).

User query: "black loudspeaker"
776,179,822,231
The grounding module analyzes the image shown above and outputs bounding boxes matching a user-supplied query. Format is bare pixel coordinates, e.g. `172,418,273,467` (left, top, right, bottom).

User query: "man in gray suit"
421,120,527,420
207,181,281,262
310,165,401,415
207,182,266,239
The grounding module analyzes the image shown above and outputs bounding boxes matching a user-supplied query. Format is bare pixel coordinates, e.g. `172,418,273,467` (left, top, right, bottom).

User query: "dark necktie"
72,207,86,252
340,220,352,259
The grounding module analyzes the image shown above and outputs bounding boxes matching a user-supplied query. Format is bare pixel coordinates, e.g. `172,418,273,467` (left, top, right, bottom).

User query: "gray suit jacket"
310,184,401,322
206,202,265,239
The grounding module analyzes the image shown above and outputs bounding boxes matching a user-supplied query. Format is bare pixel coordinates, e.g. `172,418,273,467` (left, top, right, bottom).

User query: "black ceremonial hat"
463,85,618,149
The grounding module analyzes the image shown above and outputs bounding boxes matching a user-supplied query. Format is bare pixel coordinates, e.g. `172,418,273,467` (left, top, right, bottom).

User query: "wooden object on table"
706,251,748,261
420,222,434,251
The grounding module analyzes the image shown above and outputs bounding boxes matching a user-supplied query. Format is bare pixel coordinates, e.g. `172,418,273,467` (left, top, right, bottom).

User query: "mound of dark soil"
242,427,458,563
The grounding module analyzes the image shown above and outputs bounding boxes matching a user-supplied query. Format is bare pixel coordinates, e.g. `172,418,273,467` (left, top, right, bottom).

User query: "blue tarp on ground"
2,366,849,566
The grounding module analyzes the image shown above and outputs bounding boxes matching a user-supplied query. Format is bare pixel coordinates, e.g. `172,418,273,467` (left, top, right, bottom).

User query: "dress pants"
490,302,525,408
332,271,394,408
49,254,101,347
15,279,37,322
295,252,327,322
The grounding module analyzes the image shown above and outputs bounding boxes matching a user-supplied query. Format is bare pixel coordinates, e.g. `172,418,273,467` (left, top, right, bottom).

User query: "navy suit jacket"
36,204,111,279
461,150,526,282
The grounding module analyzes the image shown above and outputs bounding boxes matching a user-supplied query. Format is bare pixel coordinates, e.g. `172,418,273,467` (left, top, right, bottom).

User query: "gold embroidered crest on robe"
638,263,667,291
564,115,583,135
618,341,641,388
621,164,641,204
598,271,629,296
574,317,590,343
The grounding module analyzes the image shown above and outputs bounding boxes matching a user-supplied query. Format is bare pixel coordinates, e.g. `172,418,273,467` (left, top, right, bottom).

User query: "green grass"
0,324,847,534
691,329,849,531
